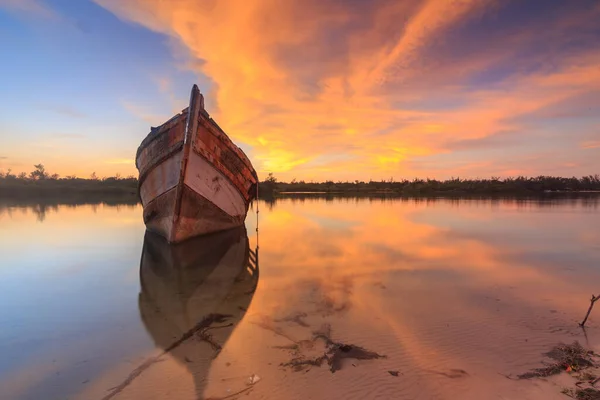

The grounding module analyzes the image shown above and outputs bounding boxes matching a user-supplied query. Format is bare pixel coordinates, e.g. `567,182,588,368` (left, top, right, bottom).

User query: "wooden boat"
135,84,258,243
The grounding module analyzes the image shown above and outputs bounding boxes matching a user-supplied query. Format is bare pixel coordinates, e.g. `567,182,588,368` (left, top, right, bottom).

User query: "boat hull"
136,85,257,243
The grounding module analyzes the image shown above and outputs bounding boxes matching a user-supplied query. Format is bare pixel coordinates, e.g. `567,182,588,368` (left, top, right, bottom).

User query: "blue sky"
0,0,205,176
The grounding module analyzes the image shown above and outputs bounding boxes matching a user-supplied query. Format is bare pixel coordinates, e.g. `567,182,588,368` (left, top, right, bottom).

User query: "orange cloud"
95,0,600,180
582,141,600,149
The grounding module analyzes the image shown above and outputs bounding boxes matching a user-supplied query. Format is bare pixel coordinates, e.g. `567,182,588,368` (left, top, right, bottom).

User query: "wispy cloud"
95,0,600,179
582,141,600,149
49,133,87,139
150,75,187,114
120,100,169,125
0,0,61,20
40,104,86,118
104,158,133,165
0,156,7,160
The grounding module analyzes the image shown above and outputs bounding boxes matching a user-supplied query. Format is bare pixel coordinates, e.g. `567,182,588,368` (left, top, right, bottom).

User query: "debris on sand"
247,374,261,385
516,342,597,379
425,368,469,379
388,370,401,377
280,324,385,373
274,312,310,327
512,342,600,400
328,343,385,373
562,387,600,400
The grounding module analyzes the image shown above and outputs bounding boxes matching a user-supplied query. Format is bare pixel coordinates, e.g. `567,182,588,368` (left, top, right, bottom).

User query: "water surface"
1,196,599,399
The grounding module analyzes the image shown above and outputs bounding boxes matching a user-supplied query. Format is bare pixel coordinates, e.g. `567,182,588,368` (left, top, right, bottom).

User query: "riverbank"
1,171,598,201
2,179,600,199
258,175,600,197
0,178,138,201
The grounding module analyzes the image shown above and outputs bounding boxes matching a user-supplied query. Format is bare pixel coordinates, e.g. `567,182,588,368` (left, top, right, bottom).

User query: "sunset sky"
0,0,598,181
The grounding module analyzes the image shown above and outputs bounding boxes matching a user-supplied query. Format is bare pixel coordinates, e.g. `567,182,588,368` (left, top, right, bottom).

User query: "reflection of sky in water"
0,197,599,400
0,203,152,400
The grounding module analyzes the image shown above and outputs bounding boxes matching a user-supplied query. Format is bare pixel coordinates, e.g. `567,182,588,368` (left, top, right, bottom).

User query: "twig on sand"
580,295,600,327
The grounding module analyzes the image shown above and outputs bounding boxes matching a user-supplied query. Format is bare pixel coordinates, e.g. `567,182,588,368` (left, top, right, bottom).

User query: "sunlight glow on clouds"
583,141,600,149
104,158,134,165
1,0,598,179
92,0,600,180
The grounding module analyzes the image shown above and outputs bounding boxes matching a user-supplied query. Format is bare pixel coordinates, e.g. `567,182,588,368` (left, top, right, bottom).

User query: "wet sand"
1,197,600,399
78,287,600,400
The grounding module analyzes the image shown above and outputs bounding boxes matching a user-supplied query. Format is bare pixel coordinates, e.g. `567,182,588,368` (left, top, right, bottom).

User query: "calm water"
1,196,600,400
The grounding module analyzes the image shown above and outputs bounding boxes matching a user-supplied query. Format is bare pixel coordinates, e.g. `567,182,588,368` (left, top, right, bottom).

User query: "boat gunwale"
135,96,255,181
135,109,188,168
137,141,185,198
135,111,254,179
196,115,256,176
137,119,257,206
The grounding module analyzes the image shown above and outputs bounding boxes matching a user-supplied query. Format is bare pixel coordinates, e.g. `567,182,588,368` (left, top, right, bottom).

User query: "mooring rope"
255,181,259,257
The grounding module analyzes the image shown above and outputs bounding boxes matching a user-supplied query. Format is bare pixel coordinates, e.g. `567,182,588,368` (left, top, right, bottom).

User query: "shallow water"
1,196,600,400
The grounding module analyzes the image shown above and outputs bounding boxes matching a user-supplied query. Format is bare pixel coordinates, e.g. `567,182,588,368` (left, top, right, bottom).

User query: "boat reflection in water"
138,225,258,397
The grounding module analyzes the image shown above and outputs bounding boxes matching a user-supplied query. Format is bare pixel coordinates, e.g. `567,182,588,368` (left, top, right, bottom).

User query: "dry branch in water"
580,295,600,327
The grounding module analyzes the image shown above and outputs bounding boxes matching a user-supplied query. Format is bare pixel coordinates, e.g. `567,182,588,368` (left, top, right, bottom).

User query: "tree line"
259,173,600,195
0,164,138,198
1,165,599,198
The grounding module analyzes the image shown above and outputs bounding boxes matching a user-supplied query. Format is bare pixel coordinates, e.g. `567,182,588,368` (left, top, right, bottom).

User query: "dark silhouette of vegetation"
0,164,138,199
258,174,600,196
2,165,599,201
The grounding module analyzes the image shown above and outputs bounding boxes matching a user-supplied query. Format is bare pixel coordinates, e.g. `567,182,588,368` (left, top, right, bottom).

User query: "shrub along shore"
1,165,599,200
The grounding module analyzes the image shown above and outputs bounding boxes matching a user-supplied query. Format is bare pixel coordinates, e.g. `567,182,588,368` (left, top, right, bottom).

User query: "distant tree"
115,173,122,180
260,172,278,194
90,172,98,180
17,172,27,180
29,164,48,180
266,172,277,183
50,173,60,180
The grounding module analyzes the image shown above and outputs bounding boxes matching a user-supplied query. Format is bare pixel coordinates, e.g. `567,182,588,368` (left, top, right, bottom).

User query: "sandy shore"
76,273,600,400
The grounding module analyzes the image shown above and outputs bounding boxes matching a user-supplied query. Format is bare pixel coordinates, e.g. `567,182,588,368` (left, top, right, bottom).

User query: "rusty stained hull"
135,85,258,243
